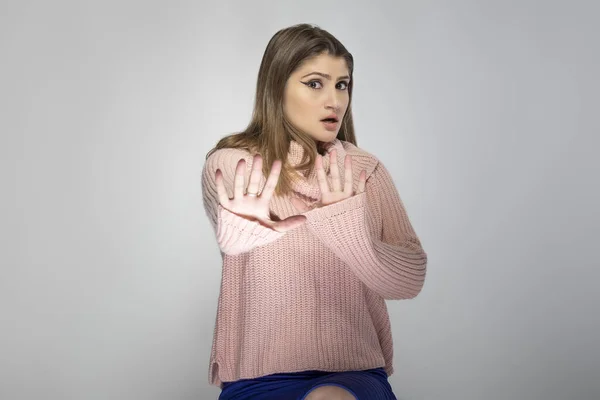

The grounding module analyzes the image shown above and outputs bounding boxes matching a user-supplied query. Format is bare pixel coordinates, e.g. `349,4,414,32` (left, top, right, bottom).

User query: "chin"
325,132,339,142
319,131,339,142
306,129,338,144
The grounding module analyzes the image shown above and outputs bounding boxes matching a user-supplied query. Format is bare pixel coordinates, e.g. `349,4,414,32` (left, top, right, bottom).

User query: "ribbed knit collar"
287,138,345,201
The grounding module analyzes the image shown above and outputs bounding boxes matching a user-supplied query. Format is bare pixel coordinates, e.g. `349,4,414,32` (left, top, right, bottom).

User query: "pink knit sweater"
201,138,427,388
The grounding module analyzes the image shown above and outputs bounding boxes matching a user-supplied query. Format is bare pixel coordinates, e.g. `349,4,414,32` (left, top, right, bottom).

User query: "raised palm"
319,149,366,206
291,149,367,212
215,154,307,233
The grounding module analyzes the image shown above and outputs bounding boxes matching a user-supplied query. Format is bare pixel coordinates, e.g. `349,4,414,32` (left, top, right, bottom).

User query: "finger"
357,170,367,193
343,155,353,195
233,158,247,199
215,169,231,207
272,215,307,233
260,159,281,199
315,154,330,194
246,154,263,195
329,149,341,192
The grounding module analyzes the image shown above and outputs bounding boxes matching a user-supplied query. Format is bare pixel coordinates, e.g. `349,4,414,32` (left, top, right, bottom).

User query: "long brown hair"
205,23,357,197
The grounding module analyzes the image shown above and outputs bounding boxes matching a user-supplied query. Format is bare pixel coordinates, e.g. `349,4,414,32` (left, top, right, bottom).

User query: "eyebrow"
301,72,350,81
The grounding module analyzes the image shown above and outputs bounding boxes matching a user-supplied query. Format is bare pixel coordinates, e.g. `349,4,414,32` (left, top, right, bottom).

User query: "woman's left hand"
292,149,367,212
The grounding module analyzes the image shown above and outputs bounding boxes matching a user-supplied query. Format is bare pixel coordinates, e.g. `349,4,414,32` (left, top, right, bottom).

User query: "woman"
201,23,427,400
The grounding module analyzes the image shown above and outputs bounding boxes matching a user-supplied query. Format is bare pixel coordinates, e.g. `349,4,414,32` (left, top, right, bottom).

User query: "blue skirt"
218,367,397,400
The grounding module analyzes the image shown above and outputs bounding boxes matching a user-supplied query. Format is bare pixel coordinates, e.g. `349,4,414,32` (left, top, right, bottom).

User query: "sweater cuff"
302,192,368,235
217,204,285,255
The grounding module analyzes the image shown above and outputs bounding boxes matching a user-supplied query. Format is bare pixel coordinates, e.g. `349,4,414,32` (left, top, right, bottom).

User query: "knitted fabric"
201,138,427,387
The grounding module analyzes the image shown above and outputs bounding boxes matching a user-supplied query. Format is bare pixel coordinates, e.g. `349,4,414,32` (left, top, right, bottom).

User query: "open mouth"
321,118,338,123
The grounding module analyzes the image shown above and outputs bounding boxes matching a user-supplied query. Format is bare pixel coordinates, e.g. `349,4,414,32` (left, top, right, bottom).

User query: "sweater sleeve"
201,149,285,256
301,160,427,300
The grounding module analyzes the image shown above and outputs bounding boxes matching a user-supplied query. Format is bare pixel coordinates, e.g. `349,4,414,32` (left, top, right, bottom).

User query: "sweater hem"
209,360,389,388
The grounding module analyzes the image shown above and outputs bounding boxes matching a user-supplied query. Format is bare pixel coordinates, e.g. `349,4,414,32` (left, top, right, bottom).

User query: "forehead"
294,53,349,76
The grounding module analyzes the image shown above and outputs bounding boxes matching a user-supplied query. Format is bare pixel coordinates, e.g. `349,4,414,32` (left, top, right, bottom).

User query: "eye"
337,81,349,90
302,79,348,90
303,80,323,89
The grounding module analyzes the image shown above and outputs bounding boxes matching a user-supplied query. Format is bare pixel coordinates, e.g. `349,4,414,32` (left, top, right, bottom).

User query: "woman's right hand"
215,154,307,233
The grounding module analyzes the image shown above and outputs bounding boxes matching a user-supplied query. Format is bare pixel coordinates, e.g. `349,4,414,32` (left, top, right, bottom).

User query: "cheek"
289,93,317,118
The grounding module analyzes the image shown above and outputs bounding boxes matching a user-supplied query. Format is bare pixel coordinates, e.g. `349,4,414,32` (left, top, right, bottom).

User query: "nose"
324,87,341,111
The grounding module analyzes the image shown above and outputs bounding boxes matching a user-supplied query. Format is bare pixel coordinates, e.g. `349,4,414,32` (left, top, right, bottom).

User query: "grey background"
1,0,598,399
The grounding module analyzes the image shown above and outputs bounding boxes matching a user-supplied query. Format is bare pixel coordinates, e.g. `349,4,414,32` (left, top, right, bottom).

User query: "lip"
321,120,339,131
321,114,339,122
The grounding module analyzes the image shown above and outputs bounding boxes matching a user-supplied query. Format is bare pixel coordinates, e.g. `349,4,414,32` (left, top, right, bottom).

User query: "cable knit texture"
201,138,427,388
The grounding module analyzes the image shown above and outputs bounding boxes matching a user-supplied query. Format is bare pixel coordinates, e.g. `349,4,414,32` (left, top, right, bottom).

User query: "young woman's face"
283,52,350,144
